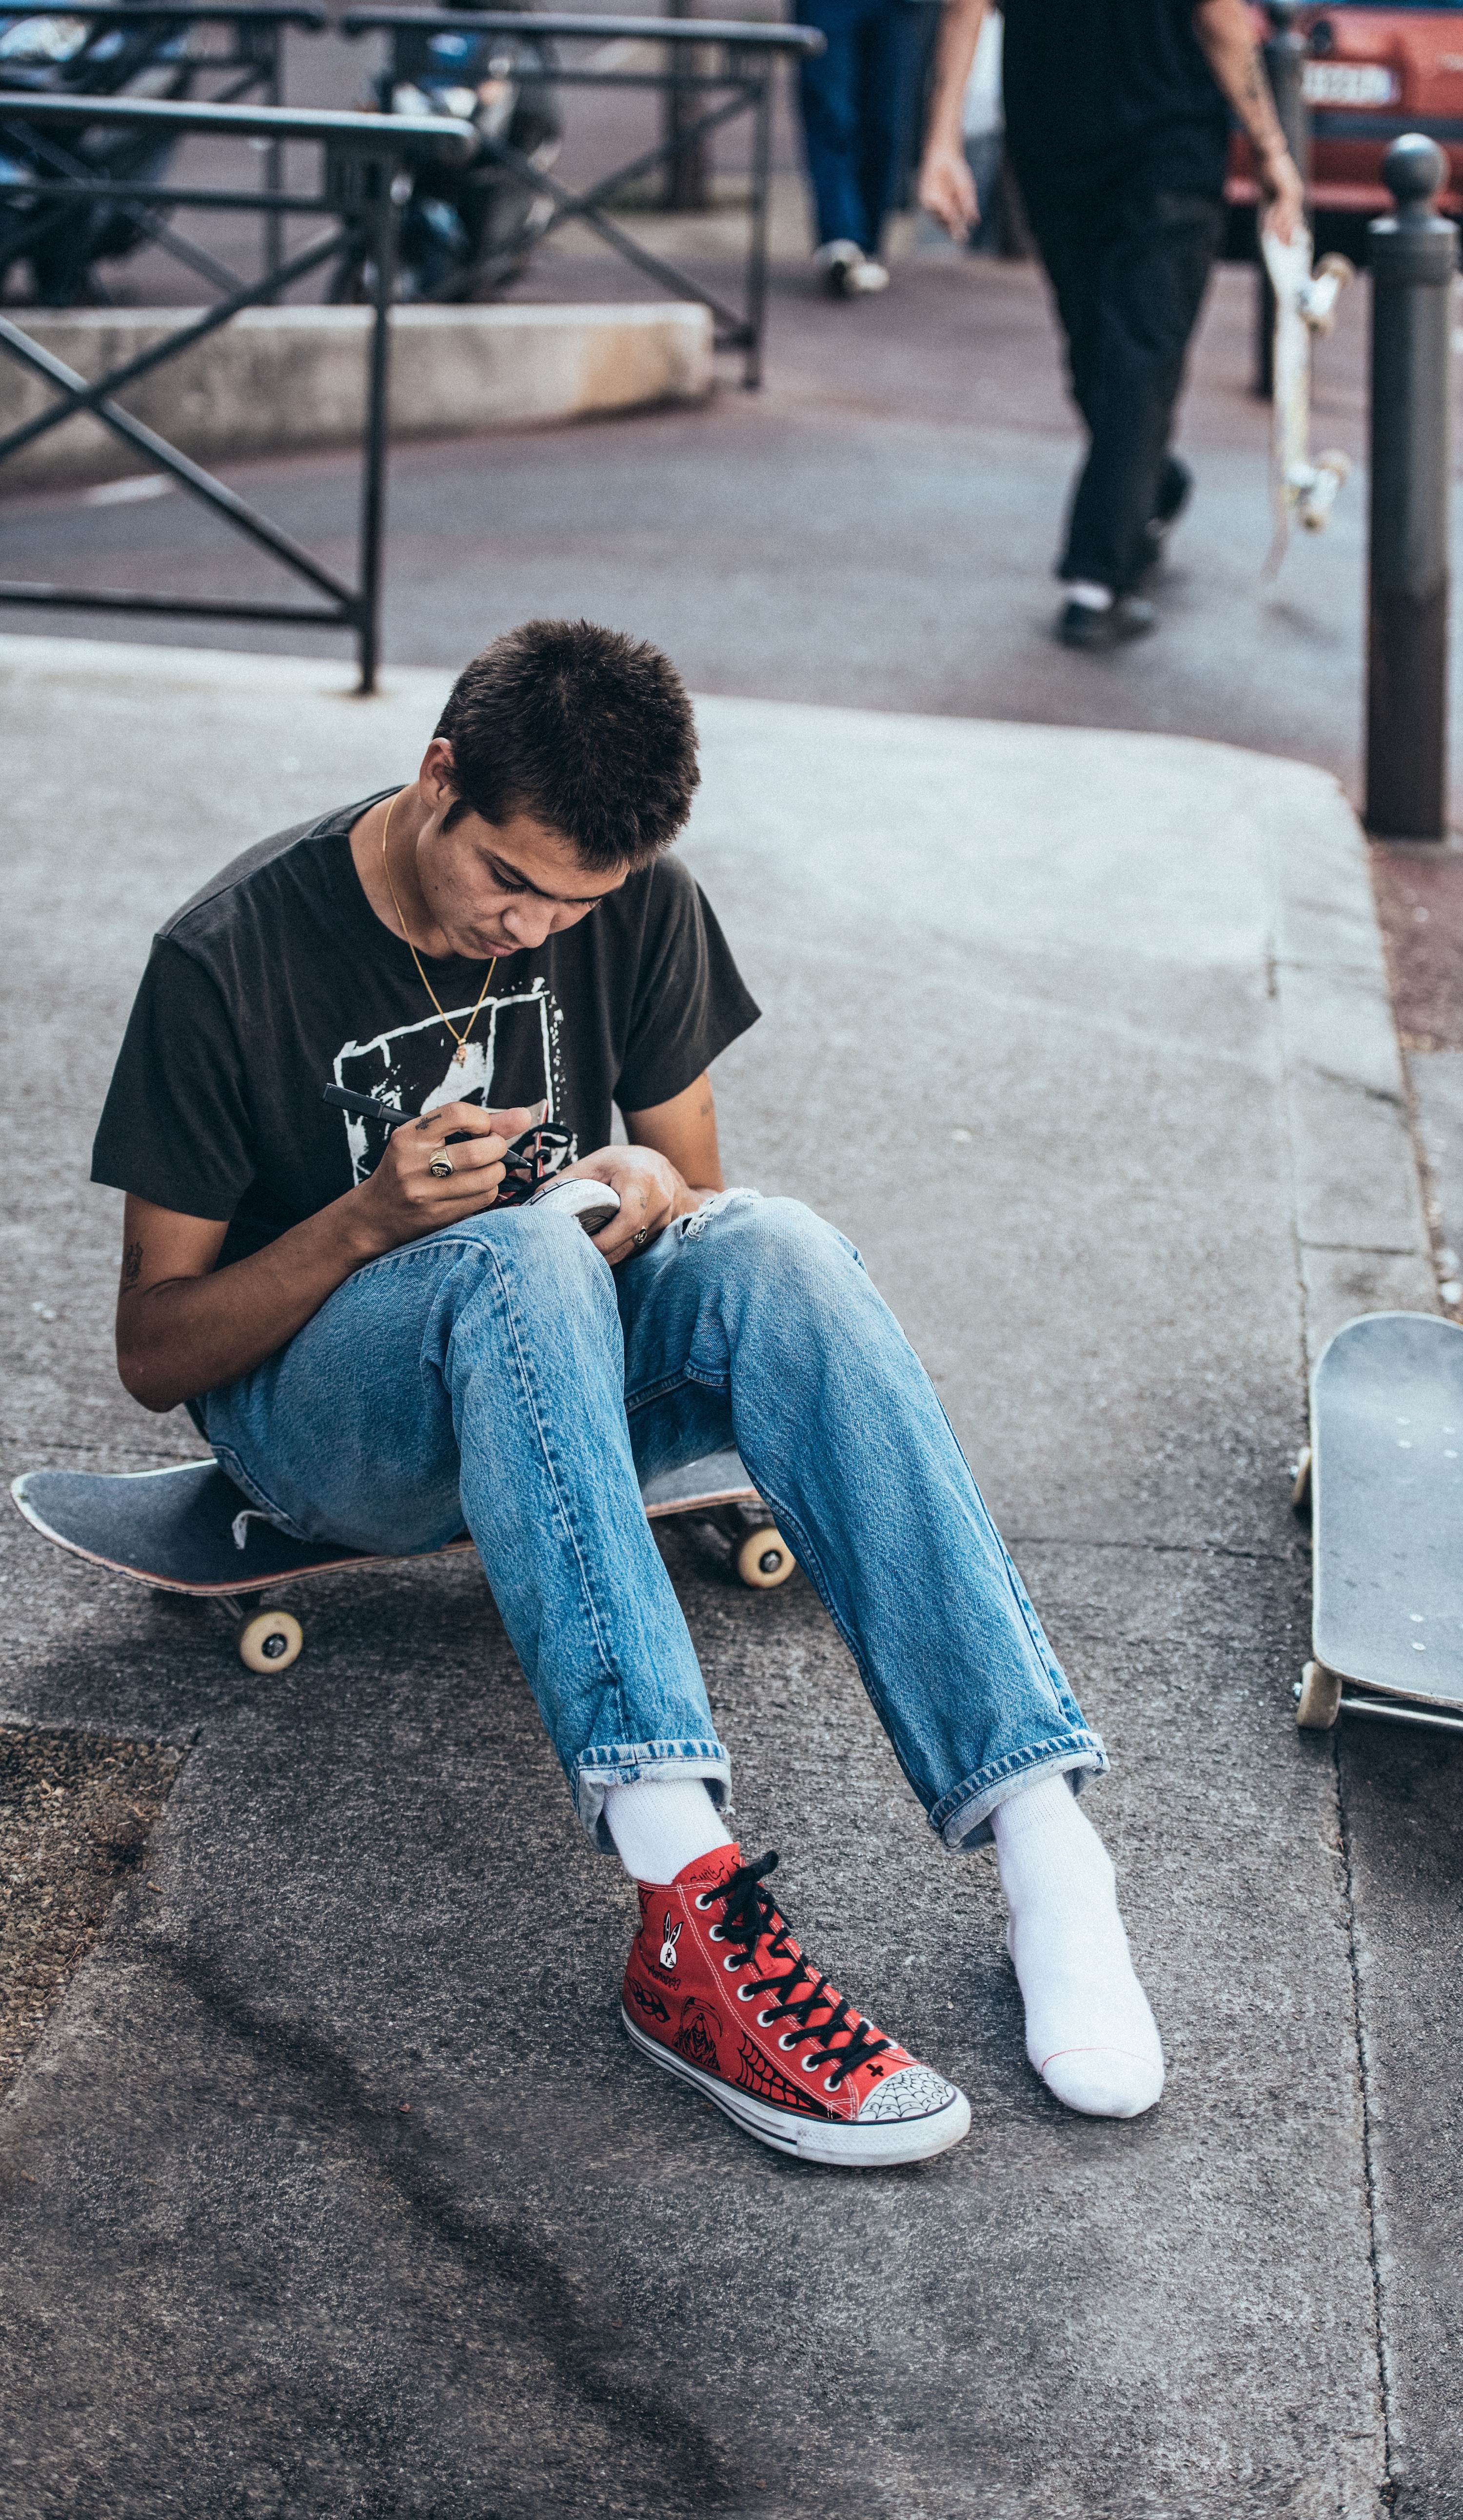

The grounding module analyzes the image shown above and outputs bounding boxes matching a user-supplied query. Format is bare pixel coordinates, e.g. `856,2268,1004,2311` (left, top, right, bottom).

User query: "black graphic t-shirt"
92,793,760,1267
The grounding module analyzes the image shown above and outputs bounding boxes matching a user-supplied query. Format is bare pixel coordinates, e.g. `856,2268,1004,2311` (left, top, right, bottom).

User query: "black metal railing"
340,9,824,386
0,90,476,688
0,2,327,284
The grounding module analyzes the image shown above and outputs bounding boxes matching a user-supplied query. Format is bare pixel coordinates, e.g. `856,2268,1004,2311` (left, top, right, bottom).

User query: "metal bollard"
1364,133,1458,841
1254,0,1312,398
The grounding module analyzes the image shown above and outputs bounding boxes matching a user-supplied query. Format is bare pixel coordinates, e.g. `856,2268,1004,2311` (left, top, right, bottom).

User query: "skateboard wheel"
734,1525,796,1590
237,1608,303,1673
1291,1445,1312,1512
1295,1660,1342,1730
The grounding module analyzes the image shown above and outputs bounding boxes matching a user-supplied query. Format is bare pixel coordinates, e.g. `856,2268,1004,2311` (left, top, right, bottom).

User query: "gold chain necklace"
381,788,496,1067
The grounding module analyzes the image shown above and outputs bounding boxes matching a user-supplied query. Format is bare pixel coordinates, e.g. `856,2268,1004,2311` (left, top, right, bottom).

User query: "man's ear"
419,735,459,814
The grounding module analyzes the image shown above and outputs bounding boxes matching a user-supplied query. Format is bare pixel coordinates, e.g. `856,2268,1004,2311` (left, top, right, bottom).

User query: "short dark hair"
433,620,699,871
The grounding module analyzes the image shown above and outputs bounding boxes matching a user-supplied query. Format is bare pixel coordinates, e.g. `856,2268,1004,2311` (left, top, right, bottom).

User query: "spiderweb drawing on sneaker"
855,2065,959,2122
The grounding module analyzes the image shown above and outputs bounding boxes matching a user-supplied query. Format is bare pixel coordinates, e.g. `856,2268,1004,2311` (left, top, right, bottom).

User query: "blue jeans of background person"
795,0,928,255
202,1192,1106,1853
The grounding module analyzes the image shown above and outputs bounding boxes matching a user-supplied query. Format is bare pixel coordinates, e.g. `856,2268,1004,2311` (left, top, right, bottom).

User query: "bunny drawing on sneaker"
95,620,1163,2170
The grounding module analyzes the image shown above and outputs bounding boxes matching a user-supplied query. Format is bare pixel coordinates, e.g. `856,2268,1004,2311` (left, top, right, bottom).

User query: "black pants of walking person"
1013,154,1225,594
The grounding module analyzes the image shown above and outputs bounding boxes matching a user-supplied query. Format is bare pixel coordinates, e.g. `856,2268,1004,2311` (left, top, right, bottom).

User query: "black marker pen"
322,1082,418,1127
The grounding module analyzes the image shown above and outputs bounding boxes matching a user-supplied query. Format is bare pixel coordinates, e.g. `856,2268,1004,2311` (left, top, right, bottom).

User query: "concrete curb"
0,301,714,490
1267,769,1438,1365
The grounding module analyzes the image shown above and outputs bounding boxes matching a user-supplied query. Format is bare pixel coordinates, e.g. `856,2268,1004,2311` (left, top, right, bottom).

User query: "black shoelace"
493,1123,574,1208
699,1851,893,2092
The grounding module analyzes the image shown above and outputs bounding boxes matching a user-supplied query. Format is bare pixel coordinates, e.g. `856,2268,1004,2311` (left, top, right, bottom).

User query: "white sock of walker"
991,1772,1165,2120
602,1778,732,1885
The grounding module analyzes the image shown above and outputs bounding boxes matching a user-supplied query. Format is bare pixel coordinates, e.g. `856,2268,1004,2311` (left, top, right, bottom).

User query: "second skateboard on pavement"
1293,1311,1463,1737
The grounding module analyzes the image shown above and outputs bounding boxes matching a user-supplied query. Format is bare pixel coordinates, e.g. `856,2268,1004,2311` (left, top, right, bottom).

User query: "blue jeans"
794,0,929,255
201,1193,1106,1853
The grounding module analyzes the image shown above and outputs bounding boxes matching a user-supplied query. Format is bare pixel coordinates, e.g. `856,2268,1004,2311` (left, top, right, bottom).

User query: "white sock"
602,1778,732,1884
1066,580,1114,611
991,1773,1164,2120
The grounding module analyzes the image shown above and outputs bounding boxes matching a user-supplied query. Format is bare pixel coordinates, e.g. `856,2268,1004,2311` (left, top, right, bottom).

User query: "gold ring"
632,1226,649,1252
428,1151,454,1180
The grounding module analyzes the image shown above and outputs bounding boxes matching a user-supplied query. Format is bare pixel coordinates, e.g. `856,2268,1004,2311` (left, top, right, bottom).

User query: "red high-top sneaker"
621,1844,970,2166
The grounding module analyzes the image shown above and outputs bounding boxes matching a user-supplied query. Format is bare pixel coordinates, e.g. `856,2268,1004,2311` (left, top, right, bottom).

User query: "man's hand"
1257,143,1305,246
916,0,988,241
556,1144,686,1266
918,141,980,243
351,1101,539,1255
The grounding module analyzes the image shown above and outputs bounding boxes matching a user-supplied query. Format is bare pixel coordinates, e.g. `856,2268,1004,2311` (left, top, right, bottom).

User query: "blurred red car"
1227,2,1463,234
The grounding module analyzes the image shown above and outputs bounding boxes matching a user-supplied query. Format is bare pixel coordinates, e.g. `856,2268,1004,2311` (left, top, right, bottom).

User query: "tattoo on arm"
121,1240,143,1293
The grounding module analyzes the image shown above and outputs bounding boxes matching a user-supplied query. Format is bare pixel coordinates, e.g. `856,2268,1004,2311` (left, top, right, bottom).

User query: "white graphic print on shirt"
333,978,571,1186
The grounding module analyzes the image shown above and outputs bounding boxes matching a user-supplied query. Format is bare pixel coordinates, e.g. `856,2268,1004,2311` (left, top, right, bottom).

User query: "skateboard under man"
10,1450,797,1673
1292,1312,1463,1737
1261,220,1353,575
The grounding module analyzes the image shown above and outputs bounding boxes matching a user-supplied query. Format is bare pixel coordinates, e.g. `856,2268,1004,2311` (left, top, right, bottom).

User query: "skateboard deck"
1294,1311,1463,1733
1262,222,1352,576
11,1448,796,1672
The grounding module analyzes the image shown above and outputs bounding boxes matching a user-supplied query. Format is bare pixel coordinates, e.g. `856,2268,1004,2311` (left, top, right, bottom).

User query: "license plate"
1303,61,1400,106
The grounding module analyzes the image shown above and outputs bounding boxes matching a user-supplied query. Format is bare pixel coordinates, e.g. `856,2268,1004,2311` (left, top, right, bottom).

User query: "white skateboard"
1262,221,1354,574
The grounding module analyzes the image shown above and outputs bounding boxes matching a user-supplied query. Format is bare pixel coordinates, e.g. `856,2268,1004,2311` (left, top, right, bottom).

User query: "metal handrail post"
663,0,708,211
1254,0,1312,399
263,22,285,288
356,155,401,694
1364,133,1458,840
744,42,771,389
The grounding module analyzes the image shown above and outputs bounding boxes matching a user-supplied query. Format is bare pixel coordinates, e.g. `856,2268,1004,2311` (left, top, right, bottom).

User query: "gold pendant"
453,1042,467,1066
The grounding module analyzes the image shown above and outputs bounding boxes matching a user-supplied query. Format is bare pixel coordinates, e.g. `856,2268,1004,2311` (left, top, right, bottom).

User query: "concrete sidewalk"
0,634,1456,2519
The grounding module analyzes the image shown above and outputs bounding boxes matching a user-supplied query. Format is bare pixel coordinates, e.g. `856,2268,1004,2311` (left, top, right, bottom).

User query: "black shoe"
1057,595,1157,651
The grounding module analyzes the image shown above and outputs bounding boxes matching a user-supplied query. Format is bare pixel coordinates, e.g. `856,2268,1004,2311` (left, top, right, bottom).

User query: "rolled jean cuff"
930,1731,1108,1852
574,1740,732,1853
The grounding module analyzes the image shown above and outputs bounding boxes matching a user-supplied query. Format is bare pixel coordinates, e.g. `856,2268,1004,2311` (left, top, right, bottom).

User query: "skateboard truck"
1294,1659,1463,1736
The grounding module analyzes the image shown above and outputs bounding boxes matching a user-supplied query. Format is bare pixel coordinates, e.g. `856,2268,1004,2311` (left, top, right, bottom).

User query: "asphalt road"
7,235,1458,830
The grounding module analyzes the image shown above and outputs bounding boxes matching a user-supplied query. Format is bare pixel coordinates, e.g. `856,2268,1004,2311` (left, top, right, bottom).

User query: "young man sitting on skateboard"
95,619,1164,2165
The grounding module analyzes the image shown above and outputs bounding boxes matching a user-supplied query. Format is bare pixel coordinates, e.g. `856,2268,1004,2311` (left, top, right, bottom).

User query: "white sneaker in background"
812,238,863,296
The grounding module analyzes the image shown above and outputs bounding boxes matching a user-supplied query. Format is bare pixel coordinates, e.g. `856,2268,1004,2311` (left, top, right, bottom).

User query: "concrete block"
0,300,714,489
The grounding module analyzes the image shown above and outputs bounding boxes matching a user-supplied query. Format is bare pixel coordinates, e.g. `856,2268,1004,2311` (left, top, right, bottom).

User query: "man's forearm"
1193,0,1289,161
119,1194,384,1413
924,0,988,159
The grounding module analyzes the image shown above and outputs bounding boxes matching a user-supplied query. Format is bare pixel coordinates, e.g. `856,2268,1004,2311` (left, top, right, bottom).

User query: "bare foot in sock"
991,1773,1164,2120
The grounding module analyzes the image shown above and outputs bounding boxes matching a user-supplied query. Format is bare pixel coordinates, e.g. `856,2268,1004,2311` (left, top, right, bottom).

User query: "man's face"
415,740,629,959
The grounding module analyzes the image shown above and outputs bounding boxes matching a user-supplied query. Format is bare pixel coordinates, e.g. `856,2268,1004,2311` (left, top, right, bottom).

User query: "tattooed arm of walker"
121,1240,143,1294
1192,0,1305,240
